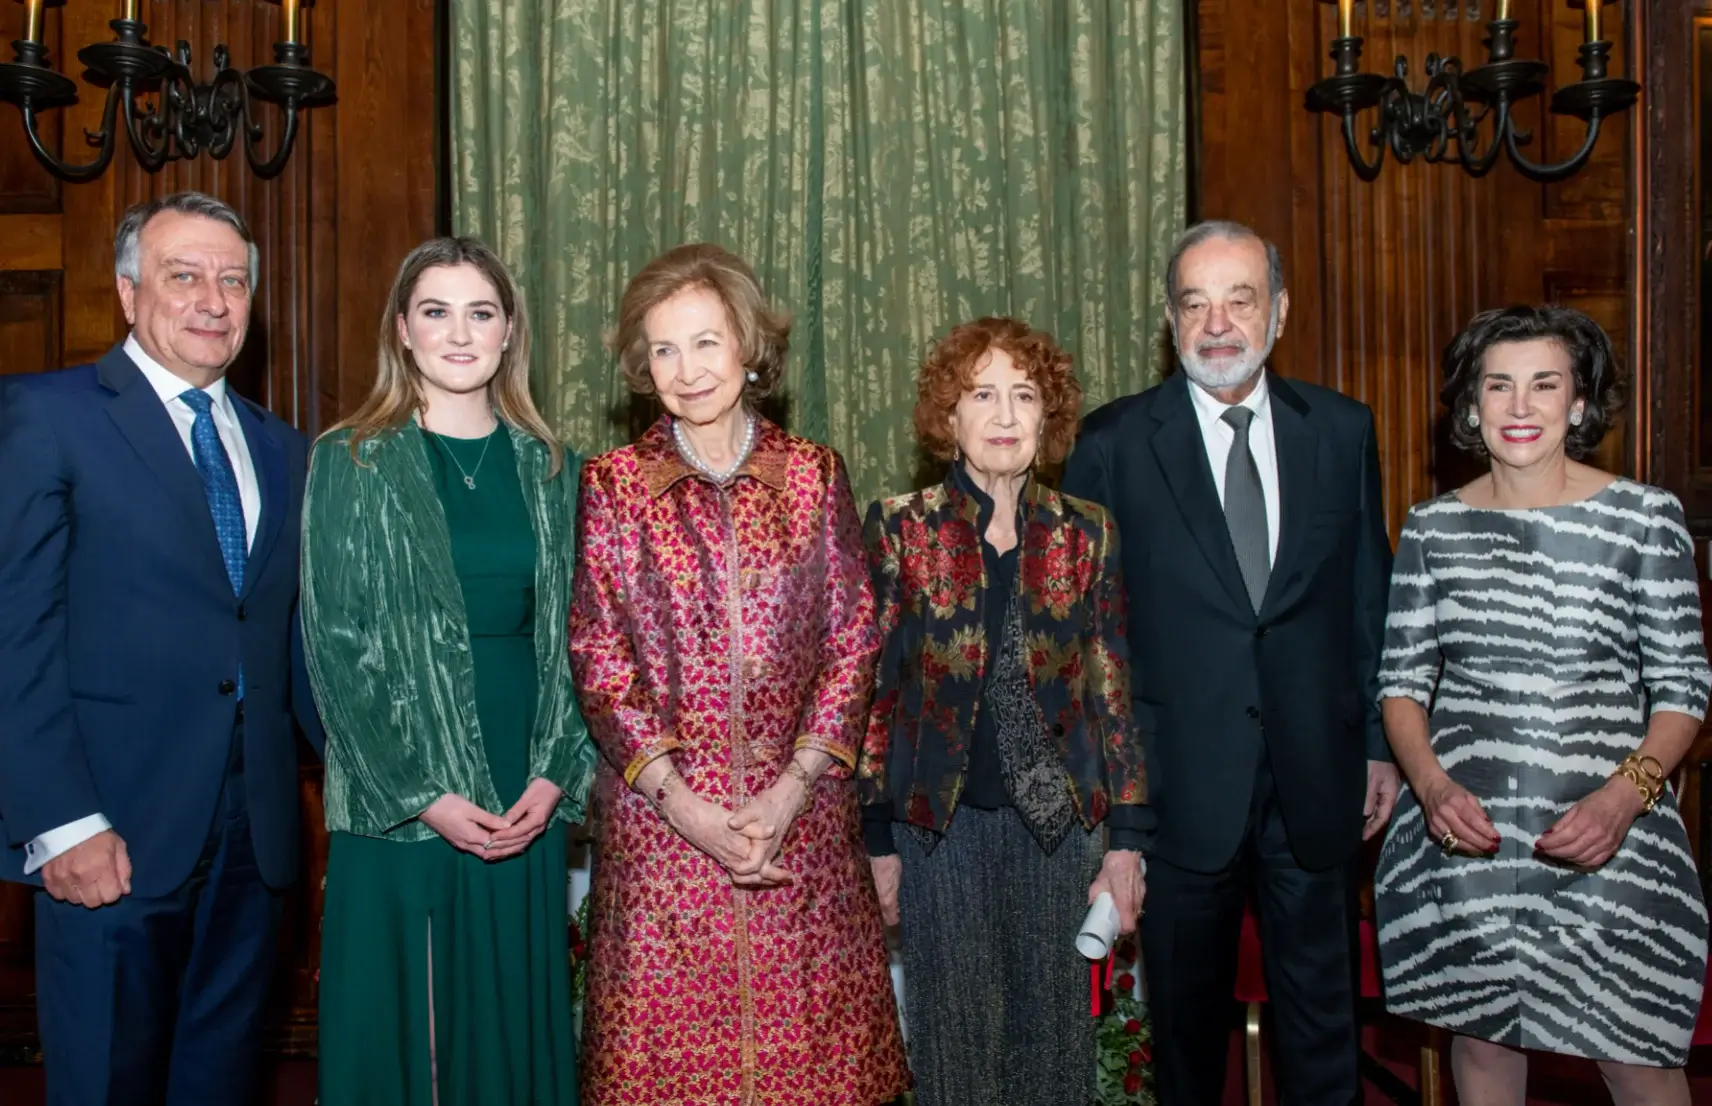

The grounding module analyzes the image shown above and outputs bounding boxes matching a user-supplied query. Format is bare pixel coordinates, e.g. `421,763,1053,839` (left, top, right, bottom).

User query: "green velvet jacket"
301,424,595,840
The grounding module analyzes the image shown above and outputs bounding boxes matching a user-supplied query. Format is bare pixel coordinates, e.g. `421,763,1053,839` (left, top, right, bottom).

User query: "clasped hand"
420,779,563,861
668,774,808,889
1422,771,1643,869
1534,777,1645,868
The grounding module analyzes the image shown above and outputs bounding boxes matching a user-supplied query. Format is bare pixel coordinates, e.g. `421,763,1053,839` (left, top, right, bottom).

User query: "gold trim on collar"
637,415,792,498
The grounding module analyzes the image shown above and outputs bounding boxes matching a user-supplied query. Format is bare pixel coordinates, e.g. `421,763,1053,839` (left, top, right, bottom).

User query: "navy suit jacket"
0,343,322,896
1063,371,1392,874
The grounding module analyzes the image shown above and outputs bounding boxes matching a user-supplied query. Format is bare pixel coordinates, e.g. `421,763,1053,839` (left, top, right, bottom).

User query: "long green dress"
318,427,577,1105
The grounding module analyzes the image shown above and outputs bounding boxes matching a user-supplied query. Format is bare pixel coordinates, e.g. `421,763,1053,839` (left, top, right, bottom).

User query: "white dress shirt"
1186,371,1281,566
23,335,260,876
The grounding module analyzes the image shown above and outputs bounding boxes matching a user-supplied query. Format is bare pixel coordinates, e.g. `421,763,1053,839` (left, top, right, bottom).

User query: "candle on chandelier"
1583,0,1608,44
1495,0,1511,19
121,0,138,23
281,0,301,45
21,0,45,44
1337,0,1354,38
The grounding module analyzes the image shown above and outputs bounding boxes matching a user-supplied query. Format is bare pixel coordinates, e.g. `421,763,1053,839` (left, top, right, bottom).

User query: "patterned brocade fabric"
988,593,1078,854
858,478,1146,839
568,416,909,1106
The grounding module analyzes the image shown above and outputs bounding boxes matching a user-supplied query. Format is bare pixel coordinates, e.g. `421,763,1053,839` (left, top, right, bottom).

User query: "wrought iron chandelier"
1306,0,1638,182
0,0,334,182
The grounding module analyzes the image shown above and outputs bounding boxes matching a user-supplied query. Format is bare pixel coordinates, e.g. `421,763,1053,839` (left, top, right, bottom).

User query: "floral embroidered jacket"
857,476,1148,839
568,416,908,1106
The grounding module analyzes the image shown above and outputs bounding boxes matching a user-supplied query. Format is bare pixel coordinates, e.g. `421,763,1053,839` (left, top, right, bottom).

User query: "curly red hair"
913,317,1083,465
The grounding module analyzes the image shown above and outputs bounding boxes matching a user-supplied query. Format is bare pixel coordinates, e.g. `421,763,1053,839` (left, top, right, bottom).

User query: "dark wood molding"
1641,0,1709,526
1183,0,1203,224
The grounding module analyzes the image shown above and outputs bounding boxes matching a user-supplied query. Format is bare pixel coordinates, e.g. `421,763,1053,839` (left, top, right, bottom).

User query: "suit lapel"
1147,374,1252,615
1261,374,1319,616
97,345,228,581
232,397,285,599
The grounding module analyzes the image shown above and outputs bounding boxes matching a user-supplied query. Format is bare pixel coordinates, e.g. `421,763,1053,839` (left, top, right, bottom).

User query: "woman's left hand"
1534,778,1647,868
484,778,564,860
726,773,811,886
1089,849,1146,934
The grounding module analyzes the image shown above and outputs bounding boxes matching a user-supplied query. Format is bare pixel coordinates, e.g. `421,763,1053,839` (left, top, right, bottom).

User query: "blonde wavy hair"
327,236,562,476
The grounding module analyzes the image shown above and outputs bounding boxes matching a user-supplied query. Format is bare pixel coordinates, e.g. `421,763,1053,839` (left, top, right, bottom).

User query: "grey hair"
114,191,259,290
1165,220,1285,307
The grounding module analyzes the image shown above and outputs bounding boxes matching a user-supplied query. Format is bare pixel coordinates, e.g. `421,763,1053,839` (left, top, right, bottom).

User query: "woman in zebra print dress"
1376,306,1710,1104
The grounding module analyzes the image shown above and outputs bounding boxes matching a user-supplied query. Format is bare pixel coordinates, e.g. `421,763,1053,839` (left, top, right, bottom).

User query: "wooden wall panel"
0,273,62,375
1644,1,1710,527
1198,0,1632,537
0,0,439,1059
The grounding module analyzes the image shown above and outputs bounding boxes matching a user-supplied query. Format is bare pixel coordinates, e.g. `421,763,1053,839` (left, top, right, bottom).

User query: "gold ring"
1441,831,1459,854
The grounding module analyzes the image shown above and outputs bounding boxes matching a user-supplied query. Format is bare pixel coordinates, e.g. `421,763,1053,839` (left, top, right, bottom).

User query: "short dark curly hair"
1440,304,1624,460
609,243,791,399
913,317,1083,466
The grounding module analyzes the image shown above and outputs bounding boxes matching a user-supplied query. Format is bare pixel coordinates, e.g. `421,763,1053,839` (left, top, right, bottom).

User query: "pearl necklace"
672,413,756,483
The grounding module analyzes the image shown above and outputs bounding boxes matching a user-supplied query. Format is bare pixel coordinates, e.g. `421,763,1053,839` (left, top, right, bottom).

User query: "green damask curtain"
451,0,1185,505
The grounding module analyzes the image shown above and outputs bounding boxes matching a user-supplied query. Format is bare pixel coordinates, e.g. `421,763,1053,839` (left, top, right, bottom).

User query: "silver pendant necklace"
429,427,494,490
672,413,756,483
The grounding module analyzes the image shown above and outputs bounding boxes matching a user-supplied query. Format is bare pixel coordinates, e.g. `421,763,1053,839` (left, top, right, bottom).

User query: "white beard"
1176,307,1280,392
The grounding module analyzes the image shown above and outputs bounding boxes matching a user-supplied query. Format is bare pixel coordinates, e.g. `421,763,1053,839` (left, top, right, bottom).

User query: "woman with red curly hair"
857,317,1149,1106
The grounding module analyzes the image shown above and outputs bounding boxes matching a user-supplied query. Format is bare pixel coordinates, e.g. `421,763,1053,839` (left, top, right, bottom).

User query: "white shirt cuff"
25,813,112,875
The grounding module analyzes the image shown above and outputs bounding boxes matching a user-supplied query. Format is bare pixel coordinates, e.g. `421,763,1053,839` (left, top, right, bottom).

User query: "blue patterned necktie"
180,388,247,696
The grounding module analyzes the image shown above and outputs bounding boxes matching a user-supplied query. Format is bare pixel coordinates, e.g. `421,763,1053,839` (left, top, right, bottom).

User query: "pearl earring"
1466,410,1480,428
1569,408,1584,427
746,370,759,383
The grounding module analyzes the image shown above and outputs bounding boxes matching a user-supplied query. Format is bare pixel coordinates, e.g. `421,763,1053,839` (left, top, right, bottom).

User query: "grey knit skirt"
895,806,1103,1106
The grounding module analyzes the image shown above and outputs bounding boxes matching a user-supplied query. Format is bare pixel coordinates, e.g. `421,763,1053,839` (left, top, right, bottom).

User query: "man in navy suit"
1065,221,1400,1106
0,192,320,1105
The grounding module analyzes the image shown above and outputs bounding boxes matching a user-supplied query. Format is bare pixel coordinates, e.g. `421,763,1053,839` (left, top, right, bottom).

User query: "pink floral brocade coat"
568,416,910,1106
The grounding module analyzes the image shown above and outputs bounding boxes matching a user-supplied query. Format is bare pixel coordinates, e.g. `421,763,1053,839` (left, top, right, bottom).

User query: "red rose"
1140,1044,1152,1063
572,942,586,959
1116,972,1134,992
1128,1049,1143,1067
1124,1018,1141,1035
1123,1073,1141,1095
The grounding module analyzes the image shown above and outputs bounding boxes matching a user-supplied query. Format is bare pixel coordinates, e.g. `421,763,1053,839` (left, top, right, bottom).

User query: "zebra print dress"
1374,479,1711,1066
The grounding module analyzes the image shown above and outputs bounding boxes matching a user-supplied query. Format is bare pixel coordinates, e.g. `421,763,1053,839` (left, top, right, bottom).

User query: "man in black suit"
1064,220,1399,1106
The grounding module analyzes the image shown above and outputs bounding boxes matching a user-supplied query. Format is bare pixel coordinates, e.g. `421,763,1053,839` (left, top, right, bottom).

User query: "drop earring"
1466,410,1480,428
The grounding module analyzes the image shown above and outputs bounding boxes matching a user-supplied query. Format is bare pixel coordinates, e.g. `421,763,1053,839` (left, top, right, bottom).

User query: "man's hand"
1363,760,1401,841
42,829,131,908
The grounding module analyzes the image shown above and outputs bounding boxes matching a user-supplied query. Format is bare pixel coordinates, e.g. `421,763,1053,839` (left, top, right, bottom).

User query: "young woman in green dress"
301,237,595,1105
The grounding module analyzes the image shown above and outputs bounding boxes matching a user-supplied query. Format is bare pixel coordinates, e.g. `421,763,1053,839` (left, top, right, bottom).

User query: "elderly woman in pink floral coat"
568,243,909,1106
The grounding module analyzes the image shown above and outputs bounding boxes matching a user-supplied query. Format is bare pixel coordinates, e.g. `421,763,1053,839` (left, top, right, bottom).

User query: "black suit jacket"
1063,371,1391,873
0,344,321,895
